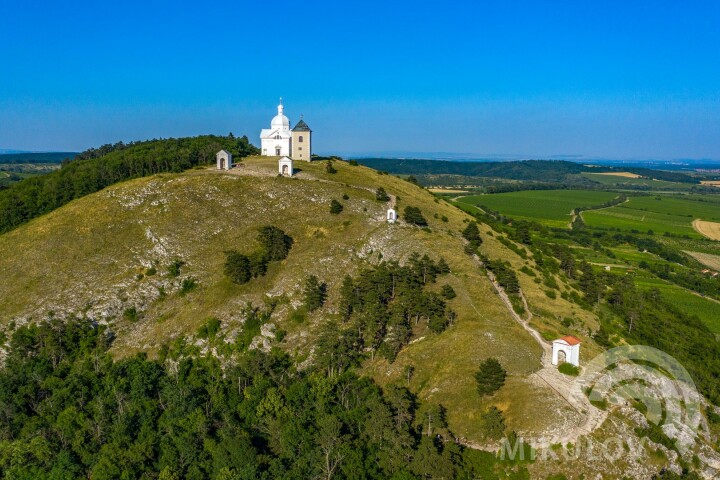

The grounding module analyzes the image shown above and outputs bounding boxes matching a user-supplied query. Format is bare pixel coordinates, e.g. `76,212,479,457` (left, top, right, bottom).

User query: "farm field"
456,190,618,228
583,195,720,237
580,172,694,190
635,276,720,335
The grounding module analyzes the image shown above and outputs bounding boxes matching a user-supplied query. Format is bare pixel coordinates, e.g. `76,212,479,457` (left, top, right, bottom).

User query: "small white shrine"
552,335,581,367
387,208,397,223
216,149,232,170
279,156,293,176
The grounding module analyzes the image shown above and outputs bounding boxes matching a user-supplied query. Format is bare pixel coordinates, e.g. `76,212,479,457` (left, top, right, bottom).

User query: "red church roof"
555,335,582,346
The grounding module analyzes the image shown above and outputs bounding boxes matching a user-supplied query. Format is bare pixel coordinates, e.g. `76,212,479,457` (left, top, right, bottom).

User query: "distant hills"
0,152,78,164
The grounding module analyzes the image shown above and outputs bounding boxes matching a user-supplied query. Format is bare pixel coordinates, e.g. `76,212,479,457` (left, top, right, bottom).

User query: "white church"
260,99,312,161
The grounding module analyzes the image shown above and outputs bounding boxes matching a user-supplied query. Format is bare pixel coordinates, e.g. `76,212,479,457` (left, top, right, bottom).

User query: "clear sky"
1,0,719,159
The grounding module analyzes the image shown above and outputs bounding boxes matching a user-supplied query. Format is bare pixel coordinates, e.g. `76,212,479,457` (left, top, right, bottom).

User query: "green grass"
456,190,619,228
583,195,720,237
635,276,720,334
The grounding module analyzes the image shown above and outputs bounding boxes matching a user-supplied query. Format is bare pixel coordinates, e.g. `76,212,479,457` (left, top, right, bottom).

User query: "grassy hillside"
0,156,601,445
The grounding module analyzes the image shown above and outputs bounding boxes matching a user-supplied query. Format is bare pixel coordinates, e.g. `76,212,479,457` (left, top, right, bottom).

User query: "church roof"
554,335,582,346
292,119,311,132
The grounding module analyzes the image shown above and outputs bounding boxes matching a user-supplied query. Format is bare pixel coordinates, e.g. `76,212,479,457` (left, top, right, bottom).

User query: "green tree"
329,199,344,214
402,206,427,226
440,284,456,300
303,275,327,312
257,226,294,261
375,187,390,202
475,357,506,396
224,251,252,284
481,406,506,439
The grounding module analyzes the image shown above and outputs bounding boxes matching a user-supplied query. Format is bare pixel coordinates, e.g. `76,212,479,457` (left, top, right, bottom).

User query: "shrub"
197,317,221,339
145,266,157,276
330,199,344,214
342,193,349,200
167,260,185,277
475,357,506,396
123,307,139,322
326,161,337,174
179,277,198,296
481,406,506,439
403,206,427,226
558,363,579,376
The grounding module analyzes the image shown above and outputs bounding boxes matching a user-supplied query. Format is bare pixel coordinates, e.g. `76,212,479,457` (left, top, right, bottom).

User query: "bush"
179,277,198,296
326,161,337,174
558,363,579,376
167,260,185,278
342,193,349,200
330,199,344,214
197,317,221,339
123,307,138,322
481,406,506,439
441,284,456,300
475,358,506,396
375,187,390,202
403,206,427,226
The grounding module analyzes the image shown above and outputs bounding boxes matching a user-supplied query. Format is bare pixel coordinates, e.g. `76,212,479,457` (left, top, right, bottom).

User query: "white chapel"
260,99,312,161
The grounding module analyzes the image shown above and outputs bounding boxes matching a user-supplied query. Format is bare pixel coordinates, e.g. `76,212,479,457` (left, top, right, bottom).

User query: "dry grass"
588,171,642,178
0,156,604,446
684,250,720,270
693,219,720,240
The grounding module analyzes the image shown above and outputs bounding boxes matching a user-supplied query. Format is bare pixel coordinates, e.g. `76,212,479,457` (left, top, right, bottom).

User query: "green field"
635,276,720,334
583,195,720,237
456,190,619,228
581,172,694,190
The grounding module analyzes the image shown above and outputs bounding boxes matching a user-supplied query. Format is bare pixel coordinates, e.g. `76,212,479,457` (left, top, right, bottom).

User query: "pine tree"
375,187,390,202
475,357,506,396
303,275,327,311
403,206,427,226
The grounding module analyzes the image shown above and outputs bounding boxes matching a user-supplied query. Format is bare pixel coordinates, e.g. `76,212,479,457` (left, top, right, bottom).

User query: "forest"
0,135,258,234
0,319,531,480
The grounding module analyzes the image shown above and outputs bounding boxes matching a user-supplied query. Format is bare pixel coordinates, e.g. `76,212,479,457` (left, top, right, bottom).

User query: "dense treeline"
0,135,258,234
0,319,531,479
339,253,454,361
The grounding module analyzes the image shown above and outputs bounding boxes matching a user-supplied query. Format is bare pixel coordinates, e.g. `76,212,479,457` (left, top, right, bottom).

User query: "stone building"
216,149,232,170
551,335,581,367
278,156,293,176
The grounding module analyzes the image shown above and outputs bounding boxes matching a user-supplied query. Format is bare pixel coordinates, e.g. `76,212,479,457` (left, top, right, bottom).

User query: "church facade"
260,100,312,161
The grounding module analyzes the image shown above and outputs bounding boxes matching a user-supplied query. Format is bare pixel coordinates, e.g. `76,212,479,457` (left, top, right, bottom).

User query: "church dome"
271,101,290,129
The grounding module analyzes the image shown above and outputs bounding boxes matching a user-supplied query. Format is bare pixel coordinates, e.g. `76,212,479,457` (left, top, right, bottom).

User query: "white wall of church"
261,138,291,157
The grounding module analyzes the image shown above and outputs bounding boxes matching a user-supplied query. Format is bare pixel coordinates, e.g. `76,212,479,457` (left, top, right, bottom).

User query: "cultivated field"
592,171,642,178
693,219,720,240
583,195,720,236
685,250,720,270
456,190,618,228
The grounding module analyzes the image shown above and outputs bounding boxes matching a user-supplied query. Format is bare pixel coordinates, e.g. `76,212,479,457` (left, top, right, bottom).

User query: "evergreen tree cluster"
338,253,454,362
402,206,427,226
224,226,294,284
0,135,258,234
0,319,527,479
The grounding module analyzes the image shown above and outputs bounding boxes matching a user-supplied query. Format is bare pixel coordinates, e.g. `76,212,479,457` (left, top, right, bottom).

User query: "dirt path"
482,263,607,448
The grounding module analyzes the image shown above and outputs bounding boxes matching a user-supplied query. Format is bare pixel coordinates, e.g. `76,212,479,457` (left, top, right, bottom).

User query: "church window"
299,136,304,143
299,147,302,151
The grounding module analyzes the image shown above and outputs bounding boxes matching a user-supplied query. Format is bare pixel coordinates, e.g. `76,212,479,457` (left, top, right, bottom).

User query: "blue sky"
1,0,719,159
